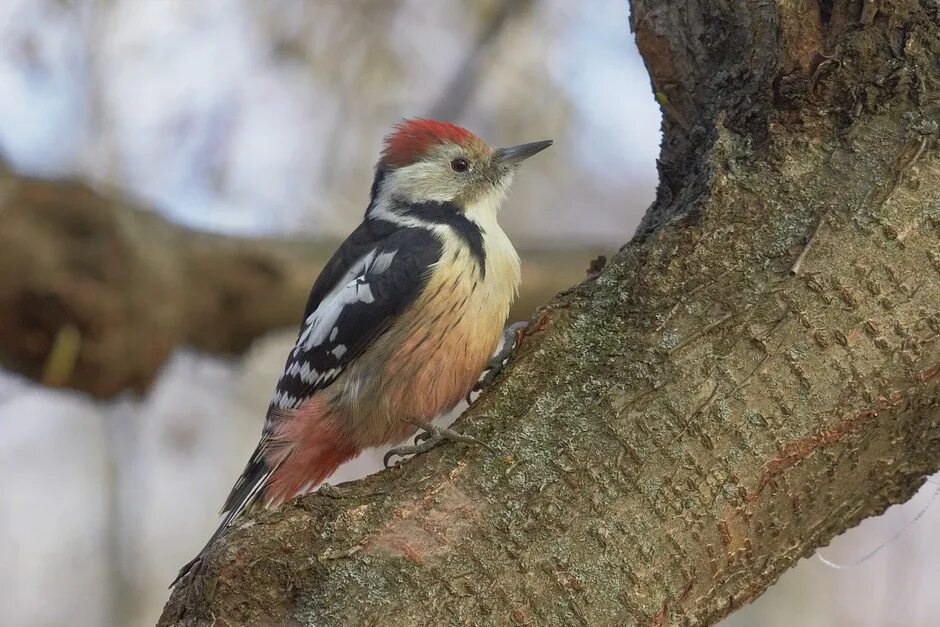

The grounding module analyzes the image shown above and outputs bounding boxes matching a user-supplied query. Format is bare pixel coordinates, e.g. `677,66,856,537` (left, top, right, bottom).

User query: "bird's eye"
450,158,470,173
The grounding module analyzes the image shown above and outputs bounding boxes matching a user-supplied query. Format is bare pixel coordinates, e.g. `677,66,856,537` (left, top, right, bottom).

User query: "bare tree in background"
427,0,536,121
158,1,940,625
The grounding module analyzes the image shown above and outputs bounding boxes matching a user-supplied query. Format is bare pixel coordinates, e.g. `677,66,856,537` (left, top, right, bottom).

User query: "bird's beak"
494,140,553,166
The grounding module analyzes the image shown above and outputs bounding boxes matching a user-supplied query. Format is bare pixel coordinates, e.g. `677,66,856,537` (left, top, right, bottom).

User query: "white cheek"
389,163,456,203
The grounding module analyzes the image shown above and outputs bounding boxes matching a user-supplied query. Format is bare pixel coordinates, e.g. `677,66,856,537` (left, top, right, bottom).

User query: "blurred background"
0,1,935,625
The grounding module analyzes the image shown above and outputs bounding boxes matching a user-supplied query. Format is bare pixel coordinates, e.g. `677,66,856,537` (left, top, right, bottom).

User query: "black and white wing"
271,222,443,409
215,221,442,519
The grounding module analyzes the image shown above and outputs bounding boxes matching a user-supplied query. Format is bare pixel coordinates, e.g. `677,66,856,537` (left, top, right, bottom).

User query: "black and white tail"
170,441,272,587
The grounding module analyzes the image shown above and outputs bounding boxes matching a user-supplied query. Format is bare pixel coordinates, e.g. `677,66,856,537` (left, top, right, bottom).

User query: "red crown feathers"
380,118,477,168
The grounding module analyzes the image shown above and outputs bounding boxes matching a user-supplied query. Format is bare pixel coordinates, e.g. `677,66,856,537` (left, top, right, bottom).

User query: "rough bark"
159,0,940,623
0,173,588,397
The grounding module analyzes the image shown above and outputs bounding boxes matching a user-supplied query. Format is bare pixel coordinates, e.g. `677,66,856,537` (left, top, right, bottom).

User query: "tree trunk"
162,1,939,624
0,174,588,397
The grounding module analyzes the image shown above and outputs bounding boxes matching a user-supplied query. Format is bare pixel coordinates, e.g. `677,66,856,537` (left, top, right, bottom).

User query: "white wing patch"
271,389,299,409
272,366,342,409
370,249,398,274
284,360,326,384
295,248,397,355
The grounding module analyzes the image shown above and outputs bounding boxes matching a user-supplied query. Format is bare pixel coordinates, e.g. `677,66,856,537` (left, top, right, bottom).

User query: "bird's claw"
466,321,528,404
385,321,528,467
384,421,496,467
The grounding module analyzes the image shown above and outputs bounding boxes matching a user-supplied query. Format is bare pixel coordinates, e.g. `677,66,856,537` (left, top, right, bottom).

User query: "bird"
172,118,551,586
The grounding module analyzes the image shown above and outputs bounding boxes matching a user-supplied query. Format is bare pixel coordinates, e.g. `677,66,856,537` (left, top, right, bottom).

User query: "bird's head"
368,118,551,228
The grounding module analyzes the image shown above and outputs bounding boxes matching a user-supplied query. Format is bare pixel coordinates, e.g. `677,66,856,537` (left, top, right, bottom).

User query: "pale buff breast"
333,225,520,447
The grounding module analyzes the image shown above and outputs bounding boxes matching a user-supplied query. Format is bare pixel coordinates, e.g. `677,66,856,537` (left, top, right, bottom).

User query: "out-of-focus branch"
427,0,535,121
0,173,327,397
0,171,596,398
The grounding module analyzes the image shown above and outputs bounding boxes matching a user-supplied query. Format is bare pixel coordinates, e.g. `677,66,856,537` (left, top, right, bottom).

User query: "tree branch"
161,1,940,623
0,174,589,397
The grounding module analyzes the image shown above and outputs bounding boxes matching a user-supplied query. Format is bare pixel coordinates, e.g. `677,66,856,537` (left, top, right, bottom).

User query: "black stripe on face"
392,198,486,278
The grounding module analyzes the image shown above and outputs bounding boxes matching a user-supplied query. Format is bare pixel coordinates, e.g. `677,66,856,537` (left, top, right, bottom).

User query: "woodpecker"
172,118,551,585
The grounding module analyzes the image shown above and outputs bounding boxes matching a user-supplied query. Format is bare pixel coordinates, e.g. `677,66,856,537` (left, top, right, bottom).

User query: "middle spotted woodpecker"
173,118,551,585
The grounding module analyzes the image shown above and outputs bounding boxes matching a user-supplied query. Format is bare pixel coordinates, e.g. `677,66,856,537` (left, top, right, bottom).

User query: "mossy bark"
162,1,939,625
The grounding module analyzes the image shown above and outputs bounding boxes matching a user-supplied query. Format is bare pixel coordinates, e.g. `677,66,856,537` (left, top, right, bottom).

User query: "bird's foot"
466,321,528,404
384,421,496,467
